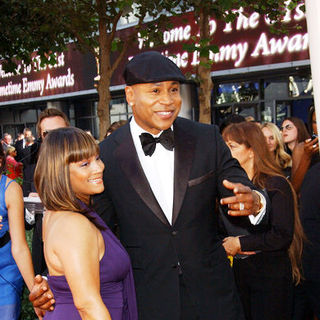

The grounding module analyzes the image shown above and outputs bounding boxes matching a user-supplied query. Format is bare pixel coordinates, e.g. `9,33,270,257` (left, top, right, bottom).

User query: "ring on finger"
239,202,245,211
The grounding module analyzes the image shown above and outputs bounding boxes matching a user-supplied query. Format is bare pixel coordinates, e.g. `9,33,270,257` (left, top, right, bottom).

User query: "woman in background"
280,117,309,154
222,122,304,320
261,122,291,177
104,120,127,139
0,143,39,319
34,127,137,320
290,106,319,194
5,146,23,186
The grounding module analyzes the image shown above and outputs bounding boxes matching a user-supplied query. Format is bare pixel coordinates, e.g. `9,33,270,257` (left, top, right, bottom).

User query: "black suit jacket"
15,139,24,162
94,117,263,320
300,162,320,282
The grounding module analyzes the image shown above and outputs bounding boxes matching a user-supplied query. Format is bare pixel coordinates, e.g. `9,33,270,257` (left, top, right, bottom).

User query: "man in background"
1,133,12,152
15,128,34,162
26,108,69,275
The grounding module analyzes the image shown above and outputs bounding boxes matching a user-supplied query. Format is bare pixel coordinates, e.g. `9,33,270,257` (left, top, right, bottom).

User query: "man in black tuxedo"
93,51,267,320
15,128,33,161
299,162,320,319
15,128,36,196
29,51,266,319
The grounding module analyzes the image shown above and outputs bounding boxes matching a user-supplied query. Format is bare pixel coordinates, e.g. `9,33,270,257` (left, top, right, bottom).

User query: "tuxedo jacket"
94,117,260,320
14,139,24,162
300,162,320,282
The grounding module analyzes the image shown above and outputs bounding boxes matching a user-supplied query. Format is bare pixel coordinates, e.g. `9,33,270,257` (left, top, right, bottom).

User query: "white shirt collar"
130,116,163,139
130,116,174,139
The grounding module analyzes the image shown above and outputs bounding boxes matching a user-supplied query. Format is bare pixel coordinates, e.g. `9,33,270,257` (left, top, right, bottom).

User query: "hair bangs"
65,131,99,164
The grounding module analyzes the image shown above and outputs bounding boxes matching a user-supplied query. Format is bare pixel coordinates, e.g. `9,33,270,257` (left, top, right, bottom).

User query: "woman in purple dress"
34,127,137,320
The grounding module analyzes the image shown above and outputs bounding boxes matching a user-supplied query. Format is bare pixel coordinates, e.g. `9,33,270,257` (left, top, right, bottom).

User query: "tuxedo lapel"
114,125,170,226
172,118,195,225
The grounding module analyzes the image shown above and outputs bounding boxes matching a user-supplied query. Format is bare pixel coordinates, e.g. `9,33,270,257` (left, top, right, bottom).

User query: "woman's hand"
303,137,319,159
222,237,241,256
223,236,257,256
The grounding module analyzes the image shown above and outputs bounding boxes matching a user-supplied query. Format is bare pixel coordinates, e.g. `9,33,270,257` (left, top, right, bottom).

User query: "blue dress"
0,175,24,320
43,208,138,319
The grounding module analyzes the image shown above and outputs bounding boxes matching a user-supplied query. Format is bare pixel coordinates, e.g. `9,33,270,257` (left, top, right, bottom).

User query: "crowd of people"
0,51,319,320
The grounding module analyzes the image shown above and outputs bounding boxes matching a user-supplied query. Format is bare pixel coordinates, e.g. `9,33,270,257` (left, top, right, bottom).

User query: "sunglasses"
280,124,294,131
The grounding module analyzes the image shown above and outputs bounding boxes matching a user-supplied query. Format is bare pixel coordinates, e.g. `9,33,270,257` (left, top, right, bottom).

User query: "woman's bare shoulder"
45,211,95,243
4,178,22,205
5,177,21,193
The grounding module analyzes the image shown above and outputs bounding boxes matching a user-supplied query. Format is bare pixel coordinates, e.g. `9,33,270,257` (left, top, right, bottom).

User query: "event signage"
0,45,96,103
112,4,309,84
0,3,309,103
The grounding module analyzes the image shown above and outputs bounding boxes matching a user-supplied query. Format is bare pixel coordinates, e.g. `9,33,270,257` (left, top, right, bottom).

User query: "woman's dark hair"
219,114,246,134
307,105,315,135
104,120,127,139
34,127,105,230
282,116,310,143
223,121,304,284
0,143,6,173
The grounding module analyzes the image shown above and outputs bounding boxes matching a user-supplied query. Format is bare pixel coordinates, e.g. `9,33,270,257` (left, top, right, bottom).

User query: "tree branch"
110,16,145,74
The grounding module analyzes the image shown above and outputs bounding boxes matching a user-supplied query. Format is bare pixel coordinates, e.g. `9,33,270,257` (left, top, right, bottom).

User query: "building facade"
0,3,312,139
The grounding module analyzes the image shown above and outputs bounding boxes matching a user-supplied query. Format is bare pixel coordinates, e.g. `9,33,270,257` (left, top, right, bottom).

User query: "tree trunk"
197,9,213,124
97,75,111,141
198,63,213,124
96,0,111,141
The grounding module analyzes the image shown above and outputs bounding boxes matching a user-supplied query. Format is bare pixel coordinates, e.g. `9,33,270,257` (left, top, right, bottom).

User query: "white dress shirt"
130,117,175,224
130,117,265,225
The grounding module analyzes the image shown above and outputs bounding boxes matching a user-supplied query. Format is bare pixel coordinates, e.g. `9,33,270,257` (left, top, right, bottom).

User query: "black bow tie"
139,128,174,156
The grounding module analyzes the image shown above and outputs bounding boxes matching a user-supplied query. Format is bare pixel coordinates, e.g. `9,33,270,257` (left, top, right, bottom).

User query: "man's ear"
125,86,134,106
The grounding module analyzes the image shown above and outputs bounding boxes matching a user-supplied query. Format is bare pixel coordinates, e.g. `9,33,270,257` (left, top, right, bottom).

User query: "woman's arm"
6,180,35,291
50,213,111,320
291,139,319,194
239,176,295,252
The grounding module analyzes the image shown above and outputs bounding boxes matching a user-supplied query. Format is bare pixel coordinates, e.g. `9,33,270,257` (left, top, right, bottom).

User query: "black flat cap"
123,51,186,85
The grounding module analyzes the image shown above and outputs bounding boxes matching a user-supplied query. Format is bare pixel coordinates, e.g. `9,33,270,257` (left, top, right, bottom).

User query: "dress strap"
0,175,7,209
4,176,15,192
0,174,5,187
0,175,15,210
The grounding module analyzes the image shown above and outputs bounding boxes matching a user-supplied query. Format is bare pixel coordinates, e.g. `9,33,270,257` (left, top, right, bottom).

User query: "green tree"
0,0,71,71
0,0,303,131
0,0,180,139
177,0,303,123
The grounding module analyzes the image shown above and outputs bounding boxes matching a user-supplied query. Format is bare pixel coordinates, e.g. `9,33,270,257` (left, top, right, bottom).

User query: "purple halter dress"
44,209,138,320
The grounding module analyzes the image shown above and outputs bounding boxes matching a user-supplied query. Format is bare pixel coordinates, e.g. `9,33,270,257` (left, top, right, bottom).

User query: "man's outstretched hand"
220,180,261,216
